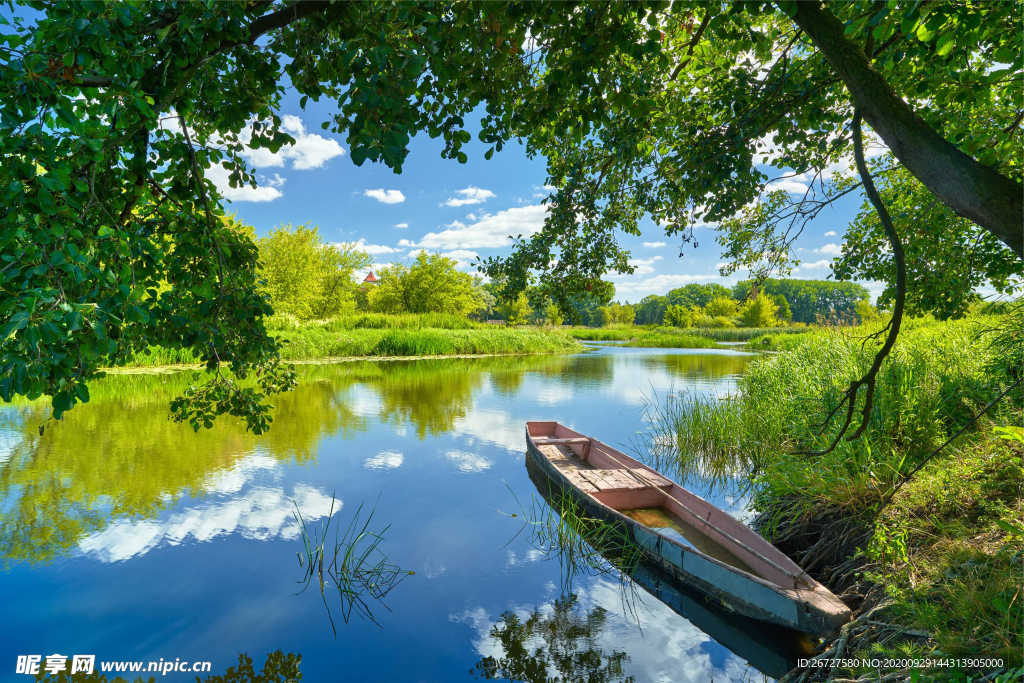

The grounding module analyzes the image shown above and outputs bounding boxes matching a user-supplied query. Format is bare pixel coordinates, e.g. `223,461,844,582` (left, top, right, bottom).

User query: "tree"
854,299,879,324
667,284,732,310
739,292,780,328
594,306,614,327
634,295,668,325
614,303,635,325
496,292,533,326
5,0,1020,431
771,293,793,324
561,281,616,327
663,305,693,328
704,296,738,318
370,252,483,316
543,303,564,327
832,167,1021,321
256,222,372,321
734,279,869,324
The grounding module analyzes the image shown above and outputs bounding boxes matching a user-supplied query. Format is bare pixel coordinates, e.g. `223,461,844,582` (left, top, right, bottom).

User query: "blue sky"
207,94,882,303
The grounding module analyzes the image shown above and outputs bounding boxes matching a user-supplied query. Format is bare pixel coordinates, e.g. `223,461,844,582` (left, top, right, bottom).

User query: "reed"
293,496,411,634
503,479,645,592
684,326,808,341
621,331,721,349
642,313,1024,669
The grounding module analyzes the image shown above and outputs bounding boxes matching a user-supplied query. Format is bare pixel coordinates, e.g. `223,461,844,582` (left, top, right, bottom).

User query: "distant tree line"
250,221,874,330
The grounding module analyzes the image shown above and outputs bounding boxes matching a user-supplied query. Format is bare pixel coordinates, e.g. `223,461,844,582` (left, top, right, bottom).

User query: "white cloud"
205,165,285,202
348,239,402,255
799,259,832,269
364,451,404,470
444,187,496,207
364,188,406,204
446,450,492,473
393,223,409,229
404,204,547,250
77,456,336,562
642,241,666,248
611,273,726,296
815,243,843,256
240,115,345,170
627,257,662,276
440,249,481,268
824,230,837,237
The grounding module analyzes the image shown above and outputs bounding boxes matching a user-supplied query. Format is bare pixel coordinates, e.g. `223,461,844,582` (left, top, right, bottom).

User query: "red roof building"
363,271,378,283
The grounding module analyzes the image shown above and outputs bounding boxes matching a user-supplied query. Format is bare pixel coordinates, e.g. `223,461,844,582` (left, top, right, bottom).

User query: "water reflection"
470,593,632,683
1,347,764,682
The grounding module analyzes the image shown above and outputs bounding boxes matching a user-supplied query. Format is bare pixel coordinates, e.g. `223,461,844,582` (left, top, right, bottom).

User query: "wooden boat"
525,421,852,637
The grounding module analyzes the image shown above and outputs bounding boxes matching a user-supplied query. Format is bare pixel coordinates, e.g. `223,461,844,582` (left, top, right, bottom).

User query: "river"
0,345,807,683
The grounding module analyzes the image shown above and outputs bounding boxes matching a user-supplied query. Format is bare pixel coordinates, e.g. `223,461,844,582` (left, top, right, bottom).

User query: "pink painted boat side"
525,421,852,637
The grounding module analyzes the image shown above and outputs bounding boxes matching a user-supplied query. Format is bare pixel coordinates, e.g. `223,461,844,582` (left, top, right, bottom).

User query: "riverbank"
565,324,810,347
123,314,583,367
644,312,1022,681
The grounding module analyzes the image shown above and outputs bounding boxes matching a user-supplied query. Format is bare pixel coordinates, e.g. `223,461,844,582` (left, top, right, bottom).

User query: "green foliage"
256,222,372,321
31,651,301,683
663,304,693,328
667,283,731,310
734,279,870,324
634,294,668,325
833,168,1022,320
543,303,564,327
703,296,739,318
855,299,879,323
478,0,1022,320
770,294,792,323
738,292,780,328
495,292,533,326
559,281,616,327
370,253,484,317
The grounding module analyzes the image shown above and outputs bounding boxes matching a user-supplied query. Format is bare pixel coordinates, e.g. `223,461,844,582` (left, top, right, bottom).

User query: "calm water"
0,346,800,683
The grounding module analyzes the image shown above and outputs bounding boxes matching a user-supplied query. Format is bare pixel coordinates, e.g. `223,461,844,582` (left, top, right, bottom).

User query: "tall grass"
116,314,581,367
565,326,722,349
622,332,721,349
642,313,1023,668
275,325,580,360
684,326,808,342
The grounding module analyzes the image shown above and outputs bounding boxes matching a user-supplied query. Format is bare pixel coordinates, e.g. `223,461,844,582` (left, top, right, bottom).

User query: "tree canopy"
2,0,1020,429
733,278,869,324
370,252,484,317
255,222,373,321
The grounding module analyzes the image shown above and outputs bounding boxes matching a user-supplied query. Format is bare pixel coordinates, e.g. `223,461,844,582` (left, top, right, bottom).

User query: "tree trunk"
786,1,1023,259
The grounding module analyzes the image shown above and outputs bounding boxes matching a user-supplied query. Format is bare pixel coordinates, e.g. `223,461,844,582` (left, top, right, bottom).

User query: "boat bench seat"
579,468,673,493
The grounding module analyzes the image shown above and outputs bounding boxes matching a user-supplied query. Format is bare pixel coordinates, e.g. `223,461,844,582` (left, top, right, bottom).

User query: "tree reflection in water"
472,594,634,683
32,651,302,683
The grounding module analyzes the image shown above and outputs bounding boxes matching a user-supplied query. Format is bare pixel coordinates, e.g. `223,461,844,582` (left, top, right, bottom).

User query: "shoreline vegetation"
118,314,584,369
642,311,1023,681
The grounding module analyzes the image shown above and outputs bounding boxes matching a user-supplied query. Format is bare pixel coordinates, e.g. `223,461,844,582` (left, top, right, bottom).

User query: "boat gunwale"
524,423,846,600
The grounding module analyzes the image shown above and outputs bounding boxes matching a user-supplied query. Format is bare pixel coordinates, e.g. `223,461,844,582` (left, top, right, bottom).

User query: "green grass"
621,331,721,349
564,325,722,348
275,324,581,360
684,326,808,341
119,314,581,367
641,313,1023,676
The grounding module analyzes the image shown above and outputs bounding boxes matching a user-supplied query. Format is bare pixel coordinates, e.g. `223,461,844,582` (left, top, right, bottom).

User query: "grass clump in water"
294,496,411,634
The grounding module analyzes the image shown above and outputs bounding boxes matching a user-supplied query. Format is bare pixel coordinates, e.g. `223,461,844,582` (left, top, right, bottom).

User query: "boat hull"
525,426,851,637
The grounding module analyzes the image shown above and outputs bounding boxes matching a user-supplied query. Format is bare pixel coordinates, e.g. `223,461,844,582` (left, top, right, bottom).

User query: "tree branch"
798,108,906,456
786,0,1023,258
669,12,711,81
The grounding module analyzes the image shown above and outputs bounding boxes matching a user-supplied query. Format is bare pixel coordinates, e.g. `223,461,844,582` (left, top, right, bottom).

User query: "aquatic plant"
293,496,411,634
501,478,645,598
